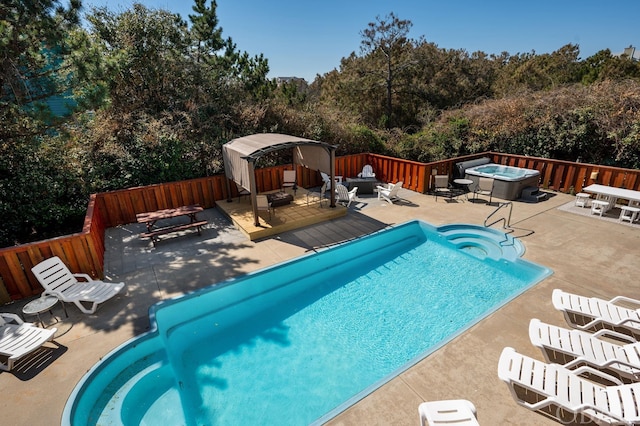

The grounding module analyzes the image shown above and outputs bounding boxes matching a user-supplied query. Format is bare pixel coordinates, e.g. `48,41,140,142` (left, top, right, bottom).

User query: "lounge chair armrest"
576,316,640,330
571,365,624,385
563,355,640,377
72,273,94,282
0,312,24,325
518,393,555,411
610,295,640,308
592,328,637,343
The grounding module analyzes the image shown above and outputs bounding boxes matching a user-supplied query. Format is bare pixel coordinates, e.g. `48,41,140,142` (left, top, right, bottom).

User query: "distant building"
275,76,308,94
615,45,640,61
276,76,307,85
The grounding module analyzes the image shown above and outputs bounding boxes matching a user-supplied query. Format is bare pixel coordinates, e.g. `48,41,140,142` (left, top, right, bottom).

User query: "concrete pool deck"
1,187,639,425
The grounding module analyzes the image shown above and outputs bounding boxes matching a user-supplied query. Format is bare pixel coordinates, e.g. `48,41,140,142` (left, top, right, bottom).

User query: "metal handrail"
484,202,534,242
484,202,513,229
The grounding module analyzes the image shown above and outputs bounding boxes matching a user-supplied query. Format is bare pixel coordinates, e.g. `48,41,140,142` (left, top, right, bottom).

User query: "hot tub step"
520,186,547,203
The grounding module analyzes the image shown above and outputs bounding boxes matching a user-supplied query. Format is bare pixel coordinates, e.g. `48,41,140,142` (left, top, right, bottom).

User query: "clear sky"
80,0,640,82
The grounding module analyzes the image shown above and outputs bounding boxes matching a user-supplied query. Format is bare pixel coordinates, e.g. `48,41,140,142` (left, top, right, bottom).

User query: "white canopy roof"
223,133,335,190
222,133,337,226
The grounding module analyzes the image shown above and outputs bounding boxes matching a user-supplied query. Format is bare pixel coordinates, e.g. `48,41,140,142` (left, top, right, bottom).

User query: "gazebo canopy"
223,133,335,190
222,133,337,226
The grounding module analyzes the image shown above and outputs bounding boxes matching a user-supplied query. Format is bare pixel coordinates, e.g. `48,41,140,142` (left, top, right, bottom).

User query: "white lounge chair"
357,164,375,178
31,256,125,314
377,181,403,204
529,318,640,382
498,346,640,425
418,399,479,426
552,289,640,339
336,184,357,207
0,312,56,371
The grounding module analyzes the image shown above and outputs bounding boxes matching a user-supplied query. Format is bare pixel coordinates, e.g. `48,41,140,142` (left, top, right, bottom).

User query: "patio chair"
473,177,494,203
31,256,125,315
282,170,296,195
357,164,375,178
306,182,328,207
256,194,273,220
552,289,640,339
418,399,479,426
320,171,343,190
336,184,357,207
0,312,57,371
434,175,454,201
235,182,250,201
377,181,403,204
498,346,640,425
529,318,640,383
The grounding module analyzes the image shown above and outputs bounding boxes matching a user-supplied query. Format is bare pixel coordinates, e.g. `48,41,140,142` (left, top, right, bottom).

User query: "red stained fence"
1,152,638,303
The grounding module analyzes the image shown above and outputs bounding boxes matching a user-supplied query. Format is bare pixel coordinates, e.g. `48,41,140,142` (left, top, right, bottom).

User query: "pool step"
447,236,504,260
98,362,185,425
436,224,524,260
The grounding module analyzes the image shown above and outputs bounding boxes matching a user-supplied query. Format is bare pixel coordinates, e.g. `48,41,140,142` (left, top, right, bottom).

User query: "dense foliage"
2,3,640,247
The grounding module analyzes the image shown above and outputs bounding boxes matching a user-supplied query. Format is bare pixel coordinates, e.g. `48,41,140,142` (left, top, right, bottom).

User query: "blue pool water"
63,220,552,426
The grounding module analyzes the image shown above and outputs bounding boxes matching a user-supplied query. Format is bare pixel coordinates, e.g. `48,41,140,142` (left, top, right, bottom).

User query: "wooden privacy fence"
1,151,639,303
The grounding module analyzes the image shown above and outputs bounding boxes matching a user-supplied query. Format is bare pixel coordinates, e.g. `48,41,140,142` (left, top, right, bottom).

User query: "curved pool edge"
62,220,552,426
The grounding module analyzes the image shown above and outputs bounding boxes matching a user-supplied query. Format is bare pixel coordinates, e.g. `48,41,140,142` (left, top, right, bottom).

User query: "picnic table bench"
136,204,207,246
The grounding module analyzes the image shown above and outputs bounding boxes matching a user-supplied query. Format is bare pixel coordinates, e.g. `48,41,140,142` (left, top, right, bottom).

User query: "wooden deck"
216,189,347,240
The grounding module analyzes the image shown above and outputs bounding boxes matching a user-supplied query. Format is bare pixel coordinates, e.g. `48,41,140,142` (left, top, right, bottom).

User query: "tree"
1,0,82,142
0,0,92,247
493,44,581,95
359,13,413,128
86,4,191,114
579,49,640,84
189,0,225,64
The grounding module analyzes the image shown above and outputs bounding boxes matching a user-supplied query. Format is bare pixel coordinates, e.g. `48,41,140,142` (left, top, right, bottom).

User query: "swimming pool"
62,220,552,425
465,163,541,200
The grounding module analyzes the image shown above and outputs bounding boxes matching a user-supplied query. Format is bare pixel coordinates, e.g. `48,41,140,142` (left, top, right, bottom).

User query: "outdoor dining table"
582,184,640,203
136,204,206,245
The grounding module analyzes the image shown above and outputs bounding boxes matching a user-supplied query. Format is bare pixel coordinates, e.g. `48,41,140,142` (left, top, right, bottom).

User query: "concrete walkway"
1,188,638,425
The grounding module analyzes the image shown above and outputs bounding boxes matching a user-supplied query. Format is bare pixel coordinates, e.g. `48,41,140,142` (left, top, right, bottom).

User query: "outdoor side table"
453,178,474,199
22,295,67,327
267,192,293,207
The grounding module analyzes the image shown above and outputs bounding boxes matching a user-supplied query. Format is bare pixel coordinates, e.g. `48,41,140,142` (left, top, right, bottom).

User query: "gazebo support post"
225,175,233,202
330,148,336,208
247,160,260,226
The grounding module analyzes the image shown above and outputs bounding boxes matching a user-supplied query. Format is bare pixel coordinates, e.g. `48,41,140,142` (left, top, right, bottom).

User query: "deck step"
521,186,547,203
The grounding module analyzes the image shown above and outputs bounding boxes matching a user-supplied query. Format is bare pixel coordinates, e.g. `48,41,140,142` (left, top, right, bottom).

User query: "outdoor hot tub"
464,163,541,200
